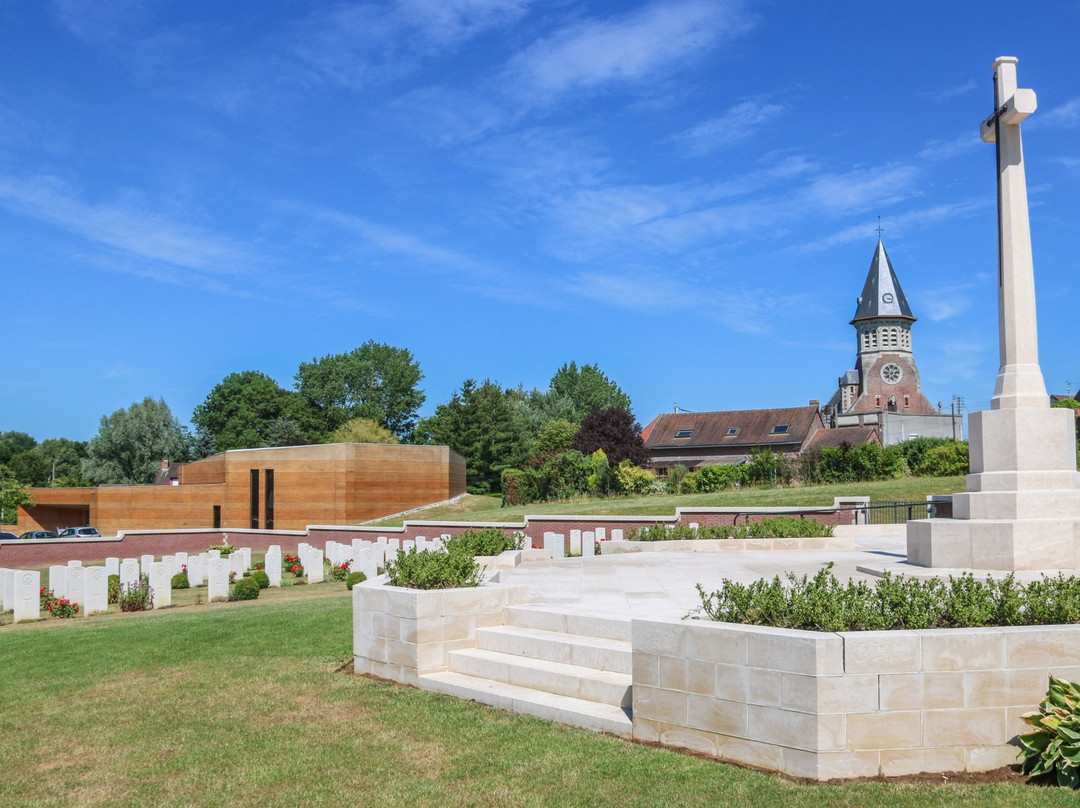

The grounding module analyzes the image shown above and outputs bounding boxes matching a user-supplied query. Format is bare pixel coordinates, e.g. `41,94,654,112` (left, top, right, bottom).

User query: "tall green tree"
0,464,33,525
192,371,322,452
295,341,425,440
83,398,191,485
0,431,36,465
418,379,531,494
547,362,632,422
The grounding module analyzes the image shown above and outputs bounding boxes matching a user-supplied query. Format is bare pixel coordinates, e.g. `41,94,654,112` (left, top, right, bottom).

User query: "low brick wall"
0,500,862,568
353,578,529,686
632,617,1079,779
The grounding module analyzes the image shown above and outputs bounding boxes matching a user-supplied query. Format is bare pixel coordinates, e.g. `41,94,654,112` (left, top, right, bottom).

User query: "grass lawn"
367,476,967,527
1,587,1073,808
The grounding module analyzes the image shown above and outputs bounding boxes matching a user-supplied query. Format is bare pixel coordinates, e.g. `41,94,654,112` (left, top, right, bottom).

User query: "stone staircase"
420,604,634,738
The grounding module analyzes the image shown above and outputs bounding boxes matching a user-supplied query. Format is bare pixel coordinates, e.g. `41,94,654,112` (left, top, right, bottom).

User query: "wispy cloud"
793,198,987,254
0,173,257,274
922,79,977,103
502,0,752,105
671,99,784,156
1038,96,1080,129
918,131,982,161
50,0,155,46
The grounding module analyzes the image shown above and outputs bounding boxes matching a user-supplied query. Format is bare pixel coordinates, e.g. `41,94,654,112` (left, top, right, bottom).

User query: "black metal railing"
858,500,939,524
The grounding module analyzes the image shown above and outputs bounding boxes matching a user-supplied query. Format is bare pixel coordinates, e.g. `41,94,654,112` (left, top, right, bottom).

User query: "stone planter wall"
632,617,1080,780
353,579,530,686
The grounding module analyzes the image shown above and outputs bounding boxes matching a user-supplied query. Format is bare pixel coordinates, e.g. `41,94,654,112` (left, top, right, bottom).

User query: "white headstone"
265,546,282,587
239,547,252,571
105,557,120,576
66,564,86,615
13,570,40,623
403,540,415,554
582,531,595,557
229,553,245,580
414,536,426,552
162,555,176,576
174,552,188,575
67,559,82,568
2,568,17,610
140,554,155,576
208,558,230,601
307,549,324,583
84,566,109,616
611,529,624,541
595,527,606,541
148,561,171,608
569,530,582,555
49,566,68,598
544,532,565,559
120,558,139,588
359,547,378,580
208,549,221,560
187,554,205,587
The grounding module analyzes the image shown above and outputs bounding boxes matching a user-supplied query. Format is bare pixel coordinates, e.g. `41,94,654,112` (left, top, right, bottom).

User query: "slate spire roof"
850,238,915,324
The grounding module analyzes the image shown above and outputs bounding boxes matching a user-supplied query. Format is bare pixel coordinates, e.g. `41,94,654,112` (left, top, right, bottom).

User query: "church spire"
850,239,916,324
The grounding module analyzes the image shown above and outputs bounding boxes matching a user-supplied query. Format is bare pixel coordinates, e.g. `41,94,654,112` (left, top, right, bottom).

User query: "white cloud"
1038,97,1080,129
922,79,977,103
794,199,987,254
918,132,982,161
501,0,752,105
50,0,155,46
672,100,785,155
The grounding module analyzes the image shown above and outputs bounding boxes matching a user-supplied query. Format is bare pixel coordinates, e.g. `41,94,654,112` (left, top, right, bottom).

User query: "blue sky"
2,0,1078,443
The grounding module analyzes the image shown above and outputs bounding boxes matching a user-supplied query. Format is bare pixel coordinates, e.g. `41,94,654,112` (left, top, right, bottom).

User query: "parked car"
19,530,58,540
0,531,17,541
57,527,101,539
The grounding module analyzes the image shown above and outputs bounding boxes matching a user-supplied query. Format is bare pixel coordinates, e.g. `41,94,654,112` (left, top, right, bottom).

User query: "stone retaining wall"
632,617,1080,779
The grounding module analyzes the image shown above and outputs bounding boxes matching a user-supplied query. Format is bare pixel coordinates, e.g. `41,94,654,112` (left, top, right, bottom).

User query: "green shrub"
385,548,482,590
1018,676,1080,787
230,577,260,601
208,544,235,556
119,581,153,612
916,441,970,477
445,527,518,557
614,460,654,495
346,571,367,590
538,450,592,501
250,570,270,589
694,464,741,493
47,597,79,618
107,574,120,605
629,517,833,542
171,571,190,589
697,566,1080,632
329,562,350,581
665,464,694,494
502,468,540,506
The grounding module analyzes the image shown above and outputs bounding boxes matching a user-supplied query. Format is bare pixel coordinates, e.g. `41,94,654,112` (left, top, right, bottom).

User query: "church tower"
826,239,938,423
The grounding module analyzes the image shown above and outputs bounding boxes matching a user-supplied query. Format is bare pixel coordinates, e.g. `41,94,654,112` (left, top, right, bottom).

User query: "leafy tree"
570,407,650,467
328,417,399,444
192,371,322,451
0,431,36,465
419,379,531,494
83,398,191,485
546,362,632,423
0,464,33,525
529,418,578,466
537,450,592,501
295,341,425,440
30,439,89,486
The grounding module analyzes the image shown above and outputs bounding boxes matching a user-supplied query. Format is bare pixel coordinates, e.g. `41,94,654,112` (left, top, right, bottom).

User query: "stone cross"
978,56,1046,410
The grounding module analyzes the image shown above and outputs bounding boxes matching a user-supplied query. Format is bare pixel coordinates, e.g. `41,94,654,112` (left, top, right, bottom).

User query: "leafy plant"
1018,676,1080,788
208,544,235,556
172,566,190,589
250,570,270,589
385,547,482,590
230,577,260,601
119,581,153,612
346,571,367,590
629,516,833,542
445,527,519,557
47,597,80,618
108,574,121,604
328,562,350,581
284,553,304,578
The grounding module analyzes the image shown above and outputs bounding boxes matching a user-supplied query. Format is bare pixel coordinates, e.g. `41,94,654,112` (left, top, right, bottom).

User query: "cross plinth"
905,57,1080,571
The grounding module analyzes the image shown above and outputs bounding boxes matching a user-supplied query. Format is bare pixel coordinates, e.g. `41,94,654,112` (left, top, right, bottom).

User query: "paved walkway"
497,535,908,622
496,533,1080,622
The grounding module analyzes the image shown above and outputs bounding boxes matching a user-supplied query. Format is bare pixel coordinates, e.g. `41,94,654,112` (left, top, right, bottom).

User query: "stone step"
419,670,633,738
504,605,631,642
449,647,633,707
476,624,632,674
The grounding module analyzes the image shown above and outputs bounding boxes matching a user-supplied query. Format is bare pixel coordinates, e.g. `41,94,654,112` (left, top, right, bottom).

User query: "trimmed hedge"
629,516,833,542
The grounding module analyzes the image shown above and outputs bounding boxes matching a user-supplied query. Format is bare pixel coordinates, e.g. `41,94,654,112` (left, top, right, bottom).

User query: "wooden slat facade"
18,444,466,535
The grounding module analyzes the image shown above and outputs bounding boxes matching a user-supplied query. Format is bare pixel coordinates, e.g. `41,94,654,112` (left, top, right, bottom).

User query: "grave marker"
120,559,139,588
208,558,230,601
148,562,171,608
67,564,86,616
85,567,108,615
14,570,40,623
49,565,68,598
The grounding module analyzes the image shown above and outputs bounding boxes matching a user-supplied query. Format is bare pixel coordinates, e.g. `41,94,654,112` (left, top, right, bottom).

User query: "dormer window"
771,425,789,434
726,427,739,437
675,429,693,438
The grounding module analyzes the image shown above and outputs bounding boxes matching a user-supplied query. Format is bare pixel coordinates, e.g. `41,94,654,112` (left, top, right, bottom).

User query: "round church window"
880,363,902,384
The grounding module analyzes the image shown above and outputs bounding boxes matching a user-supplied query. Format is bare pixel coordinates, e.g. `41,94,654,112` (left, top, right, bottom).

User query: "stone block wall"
352,580,530,686
632,617,1080,780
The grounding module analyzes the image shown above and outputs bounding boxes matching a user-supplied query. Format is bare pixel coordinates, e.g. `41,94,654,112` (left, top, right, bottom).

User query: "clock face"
880,363,902,384
882,292,895,304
